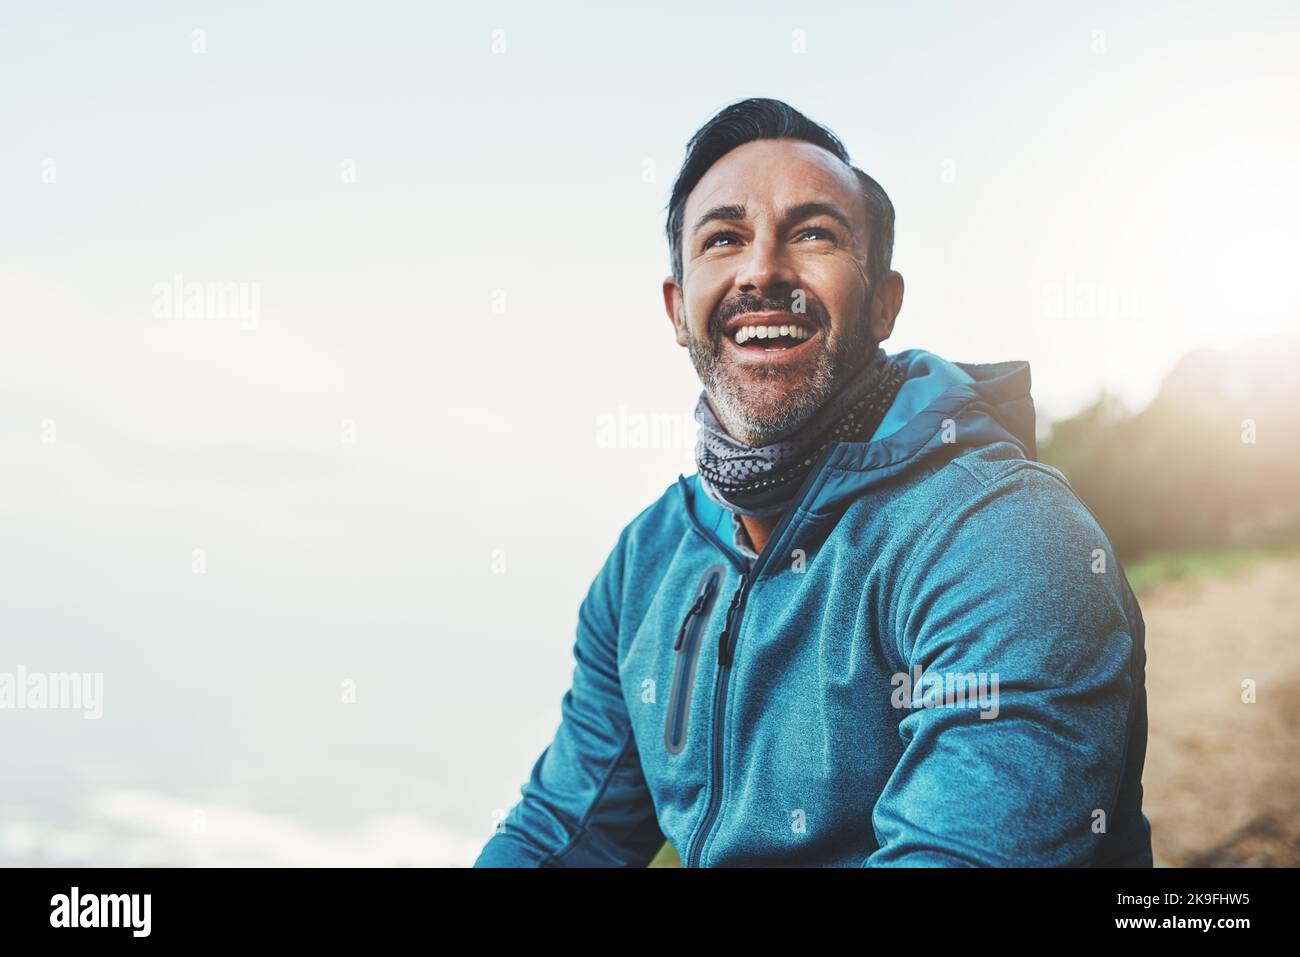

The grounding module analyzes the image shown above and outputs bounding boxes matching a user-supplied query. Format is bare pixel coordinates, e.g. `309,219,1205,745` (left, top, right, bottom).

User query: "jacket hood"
683,348,1037,530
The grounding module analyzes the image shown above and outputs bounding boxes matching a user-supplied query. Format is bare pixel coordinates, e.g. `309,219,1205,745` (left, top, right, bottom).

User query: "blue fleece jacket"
474,348,1152,867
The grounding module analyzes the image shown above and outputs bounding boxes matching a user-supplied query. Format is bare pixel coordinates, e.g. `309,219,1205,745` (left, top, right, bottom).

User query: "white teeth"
732,323,814,345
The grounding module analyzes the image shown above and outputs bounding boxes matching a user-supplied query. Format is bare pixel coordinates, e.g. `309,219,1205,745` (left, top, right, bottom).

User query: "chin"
716,391,820,446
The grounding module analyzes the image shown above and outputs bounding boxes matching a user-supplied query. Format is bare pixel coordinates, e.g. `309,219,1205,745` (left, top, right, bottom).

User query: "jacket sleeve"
865,462,1144,867
473,524,666,867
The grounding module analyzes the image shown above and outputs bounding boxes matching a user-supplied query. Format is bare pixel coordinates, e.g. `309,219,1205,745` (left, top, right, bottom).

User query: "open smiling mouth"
724,315,820,356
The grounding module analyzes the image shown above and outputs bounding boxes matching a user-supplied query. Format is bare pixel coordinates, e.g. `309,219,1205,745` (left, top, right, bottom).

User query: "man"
474,98,1152,867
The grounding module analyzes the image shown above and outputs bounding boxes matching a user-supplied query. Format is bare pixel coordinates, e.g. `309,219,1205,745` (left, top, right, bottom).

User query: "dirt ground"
1137,555,1300,866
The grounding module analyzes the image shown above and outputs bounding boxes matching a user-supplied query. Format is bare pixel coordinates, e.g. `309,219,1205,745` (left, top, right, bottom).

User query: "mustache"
708,292,828,341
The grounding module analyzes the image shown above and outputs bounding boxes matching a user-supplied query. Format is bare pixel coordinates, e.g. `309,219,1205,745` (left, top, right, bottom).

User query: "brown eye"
705,232,740,249
797,226,837,243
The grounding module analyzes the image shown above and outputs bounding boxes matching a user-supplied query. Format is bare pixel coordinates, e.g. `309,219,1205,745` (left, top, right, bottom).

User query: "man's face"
663,139,902,447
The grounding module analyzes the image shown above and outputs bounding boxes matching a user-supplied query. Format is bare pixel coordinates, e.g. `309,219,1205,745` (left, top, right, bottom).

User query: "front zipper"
716,575,748,667
682,442,839,868
683,573,746,869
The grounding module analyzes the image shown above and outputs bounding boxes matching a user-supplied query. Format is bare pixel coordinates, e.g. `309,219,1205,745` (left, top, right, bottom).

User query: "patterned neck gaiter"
694,347,907,518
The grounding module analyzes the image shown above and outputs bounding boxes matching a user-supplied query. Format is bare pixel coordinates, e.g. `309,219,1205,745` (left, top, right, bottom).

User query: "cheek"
800,258,867,321
683,270,732,328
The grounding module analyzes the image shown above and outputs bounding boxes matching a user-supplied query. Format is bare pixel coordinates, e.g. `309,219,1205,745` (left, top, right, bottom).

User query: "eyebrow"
690,201,858,241
691,203,747,237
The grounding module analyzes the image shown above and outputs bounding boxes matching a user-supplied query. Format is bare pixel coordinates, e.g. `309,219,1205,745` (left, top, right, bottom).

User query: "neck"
739,513,781,555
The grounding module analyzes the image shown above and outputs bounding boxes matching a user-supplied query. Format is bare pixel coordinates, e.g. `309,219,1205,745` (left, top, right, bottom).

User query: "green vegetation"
1038,337,1300,562
1122,544,1300,595
648,841,681,867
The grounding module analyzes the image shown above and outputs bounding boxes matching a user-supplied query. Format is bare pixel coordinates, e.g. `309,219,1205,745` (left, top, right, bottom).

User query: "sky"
1,0,1297,864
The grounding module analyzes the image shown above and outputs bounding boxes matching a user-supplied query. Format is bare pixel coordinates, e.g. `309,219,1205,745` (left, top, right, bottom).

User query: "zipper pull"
716,575,747,667
673,581,713,651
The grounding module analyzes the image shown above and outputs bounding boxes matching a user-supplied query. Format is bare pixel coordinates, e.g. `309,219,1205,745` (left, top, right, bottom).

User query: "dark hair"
665,97,894,291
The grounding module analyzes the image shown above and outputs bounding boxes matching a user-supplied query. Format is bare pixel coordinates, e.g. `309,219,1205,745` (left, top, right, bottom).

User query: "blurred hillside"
1039,334,1300,561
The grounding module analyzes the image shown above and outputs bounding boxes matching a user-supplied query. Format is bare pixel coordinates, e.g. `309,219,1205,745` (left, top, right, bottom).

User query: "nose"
734,231,797,299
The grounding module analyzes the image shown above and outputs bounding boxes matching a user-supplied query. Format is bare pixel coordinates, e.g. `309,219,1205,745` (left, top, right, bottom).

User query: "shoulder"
886,447,1143,673
947,448,1107,543
589,477,692,589
580,477,691,631
619,476,694,562
913,441,1100,531
893,442,1125,597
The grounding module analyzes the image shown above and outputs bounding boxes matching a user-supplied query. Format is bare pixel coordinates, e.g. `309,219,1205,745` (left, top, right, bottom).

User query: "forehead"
684,138,866,231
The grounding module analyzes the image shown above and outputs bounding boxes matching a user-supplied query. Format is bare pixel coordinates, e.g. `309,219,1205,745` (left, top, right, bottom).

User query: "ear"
662,276,689,348
868,270,904,343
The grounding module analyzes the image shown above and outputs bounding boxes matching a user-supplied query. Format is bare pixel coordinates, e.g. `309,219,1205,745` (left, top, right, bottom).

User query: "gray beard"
686,314,877,448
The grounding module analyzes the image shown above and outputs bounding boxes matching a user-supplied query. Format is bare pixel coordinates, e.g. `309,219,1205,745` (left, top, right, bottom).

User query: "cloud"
1,789,484,867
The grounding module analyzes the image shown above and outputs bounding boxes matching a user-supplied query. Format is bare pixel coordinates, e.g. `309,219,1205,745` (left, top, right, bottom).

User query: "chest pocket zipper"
664,564,724,755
